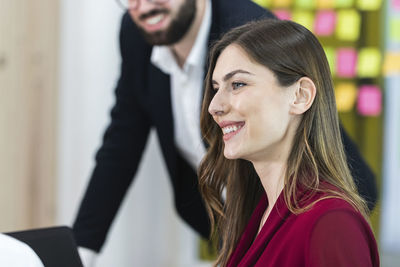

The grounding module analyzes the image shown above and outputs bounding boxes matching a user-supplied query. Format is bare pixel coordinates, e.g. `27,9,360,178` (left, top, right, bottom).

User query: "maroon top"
227,189,379,267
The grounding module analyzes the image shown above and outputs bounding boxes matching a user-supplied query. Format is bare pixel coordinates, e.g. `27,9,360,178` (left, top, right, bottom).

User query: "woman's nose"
208,90,228,116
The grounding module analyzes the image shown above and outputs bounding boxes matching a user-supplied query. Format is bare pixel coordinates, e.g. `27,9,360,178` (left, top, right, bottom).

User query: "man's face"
129,0,196,45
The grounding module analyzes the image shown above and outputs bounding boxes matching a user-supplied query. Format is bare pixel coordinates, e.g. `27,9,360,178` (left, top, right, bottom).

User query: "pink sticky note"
357,85,382,116
314,10,336,36
336,48,357,78
393,0,400,10
274,9,291,20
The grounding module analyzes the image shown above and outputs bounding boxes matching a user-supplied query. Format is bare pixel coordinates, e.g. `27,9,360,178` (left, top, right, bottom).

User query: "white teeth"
222,125,242,135
146,14,164,25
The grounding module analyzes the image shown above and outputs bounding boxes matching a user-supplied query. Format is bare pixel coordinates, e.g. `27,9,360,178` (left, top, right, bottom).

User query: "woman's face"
209,44,298,162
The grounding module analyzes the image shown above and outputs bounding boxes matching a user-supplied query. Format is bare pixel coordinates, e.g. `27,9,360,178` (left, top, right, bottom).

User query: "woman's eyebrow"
212,69,254,85
223,69,253,81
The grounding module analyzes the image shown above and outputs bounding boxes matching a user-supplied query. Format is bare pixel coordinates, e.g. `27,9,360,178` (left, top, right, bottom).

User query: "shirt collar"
151,0,212,74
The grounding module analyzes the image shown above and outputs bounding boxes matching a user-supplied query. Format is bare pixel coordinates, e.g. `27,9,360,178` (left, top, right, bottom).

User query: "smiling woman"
198,19,379,267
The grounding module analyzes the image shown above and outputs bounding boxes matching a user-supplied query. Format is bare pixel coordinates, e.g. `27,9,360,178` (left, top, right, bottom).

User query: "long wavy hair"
198,19,369,267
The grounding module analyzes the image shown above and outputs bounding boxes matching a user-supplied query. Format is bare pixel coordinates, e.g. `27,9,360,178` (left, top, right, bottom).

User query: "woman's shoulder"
296,194,364,226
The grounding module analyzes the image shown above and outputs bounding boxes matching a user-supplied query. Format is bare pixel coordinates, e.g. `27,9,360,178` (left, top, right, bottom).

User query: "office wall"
0,0,58,231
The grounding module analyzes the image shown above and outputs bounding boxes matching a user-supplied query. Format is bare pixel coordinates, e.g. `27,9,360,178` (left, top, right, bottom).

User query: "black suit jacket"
73,0,377,252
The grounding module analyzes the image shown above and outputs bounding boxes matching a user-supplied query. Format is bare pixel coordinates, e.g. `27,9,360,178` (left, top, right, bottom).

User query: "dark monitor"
5,226,83,267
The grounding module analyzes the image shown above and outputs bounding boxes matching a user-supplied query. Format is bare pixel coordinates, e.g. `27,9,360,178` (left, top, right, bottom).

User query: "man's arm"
73,13,153,253
340,125,378,211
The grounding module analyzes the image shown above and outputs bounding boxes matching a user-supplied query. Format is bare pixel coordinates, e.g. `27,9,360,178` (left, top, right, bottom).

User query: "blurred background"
0,0,399,266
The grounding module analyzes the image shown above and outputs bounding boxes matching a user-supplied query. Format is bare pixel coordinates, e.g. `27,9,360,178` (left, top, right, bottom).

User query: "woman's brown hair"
198,19,369,267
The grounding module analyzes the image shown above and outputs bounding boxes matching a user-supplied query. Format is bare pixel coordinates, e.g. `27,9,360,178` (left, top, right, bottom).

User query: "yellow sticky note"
336,9,361,41
324,47,336,75
390,18,400,42
292,11,314,31
295,0,316,9
335,0,355,8
252,0,271,8
272,0,293,8
357,47,382,77
317,0,335,8
383,52,400,75
335,83,357,112
357,0,382,10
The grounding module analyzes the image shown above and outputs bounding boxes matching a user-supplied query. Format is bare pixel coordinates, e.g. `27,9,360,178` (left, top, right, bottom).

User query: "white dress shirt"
151,0,212,170
0,234,44,267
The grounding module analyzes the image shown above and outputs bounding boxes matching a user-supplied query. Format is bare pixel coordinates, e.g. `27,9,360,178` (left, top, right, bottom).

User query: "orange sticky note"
357,47,382,77
274,10,292,20
335,0,355,8
336,9,361,41
357,85,382,116
317,0,335,8
382,52,400,75
272,0,293,8
357,0,383,10
335,83,357,112
252,0,271,8
292,11,314,31
324,47,336,75
314,10,336,36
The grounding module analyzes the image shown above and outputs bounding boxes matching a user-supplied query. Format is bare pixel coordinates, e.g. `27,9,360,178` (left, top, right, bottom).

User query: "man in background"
73,0,377,265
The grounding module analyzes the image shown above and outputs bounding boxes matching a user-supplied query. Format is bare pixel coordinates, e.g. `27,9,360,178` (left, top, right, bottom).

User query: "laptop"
5,226,83,267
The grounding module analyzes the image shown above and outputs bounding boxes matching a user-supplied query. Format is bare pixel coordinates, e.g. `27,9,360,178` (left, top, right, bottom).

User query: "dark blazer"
72,0,377,252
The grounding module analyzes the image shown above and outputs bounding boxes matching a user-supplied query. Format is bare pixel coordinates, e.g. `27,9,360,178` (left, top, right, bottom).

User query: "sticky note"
295,0,316,9
357,47,382,77
292,11,314,31
272,0,292,8
390,18,400,42
357,0,383,10
336,48,357,78
324,47,336,75
393,0,400,10
336,9,361,41
382,52,400,75
274,10,292,20
314,10,336,36
335,0,354,8
317,0,335,9
335,83,357,112
357,85,382,116
252,0,271,8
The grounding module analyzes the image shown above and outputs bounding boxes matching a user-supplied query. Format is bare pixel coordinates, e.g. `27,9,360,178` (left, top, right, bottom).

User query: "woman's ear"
290,77,316,115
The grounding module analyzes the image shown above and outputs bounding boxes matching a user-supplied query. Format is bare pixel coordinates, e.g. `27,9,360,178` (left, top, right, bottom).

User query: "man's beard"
138,0,196,45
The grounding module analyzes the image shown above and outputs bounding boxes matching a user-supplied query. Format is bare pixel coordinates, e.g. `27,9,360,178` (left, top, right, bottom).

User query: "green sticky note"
273,0,293,8
295,0,316,9
324,47,336,76
390,18,400,42
292,11,314,31
357,47,382,77
252,0,271,8
336,9,361,41
357,0,382,10
335,0,354,8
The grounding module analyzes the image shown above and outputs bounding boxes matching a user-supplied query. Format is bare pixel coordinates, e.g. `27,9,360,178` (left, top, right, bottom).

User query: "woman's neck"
253,161,286,212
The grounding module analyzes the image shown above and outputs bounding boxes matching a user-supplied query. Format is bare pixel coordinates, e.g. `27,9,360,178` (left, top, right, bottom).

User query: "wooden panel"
0,0,58,231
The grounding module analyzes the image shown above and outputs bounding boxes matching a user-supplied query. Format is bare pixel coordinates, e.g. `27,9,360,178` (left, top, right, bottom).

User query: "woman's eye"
232,82,246,90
